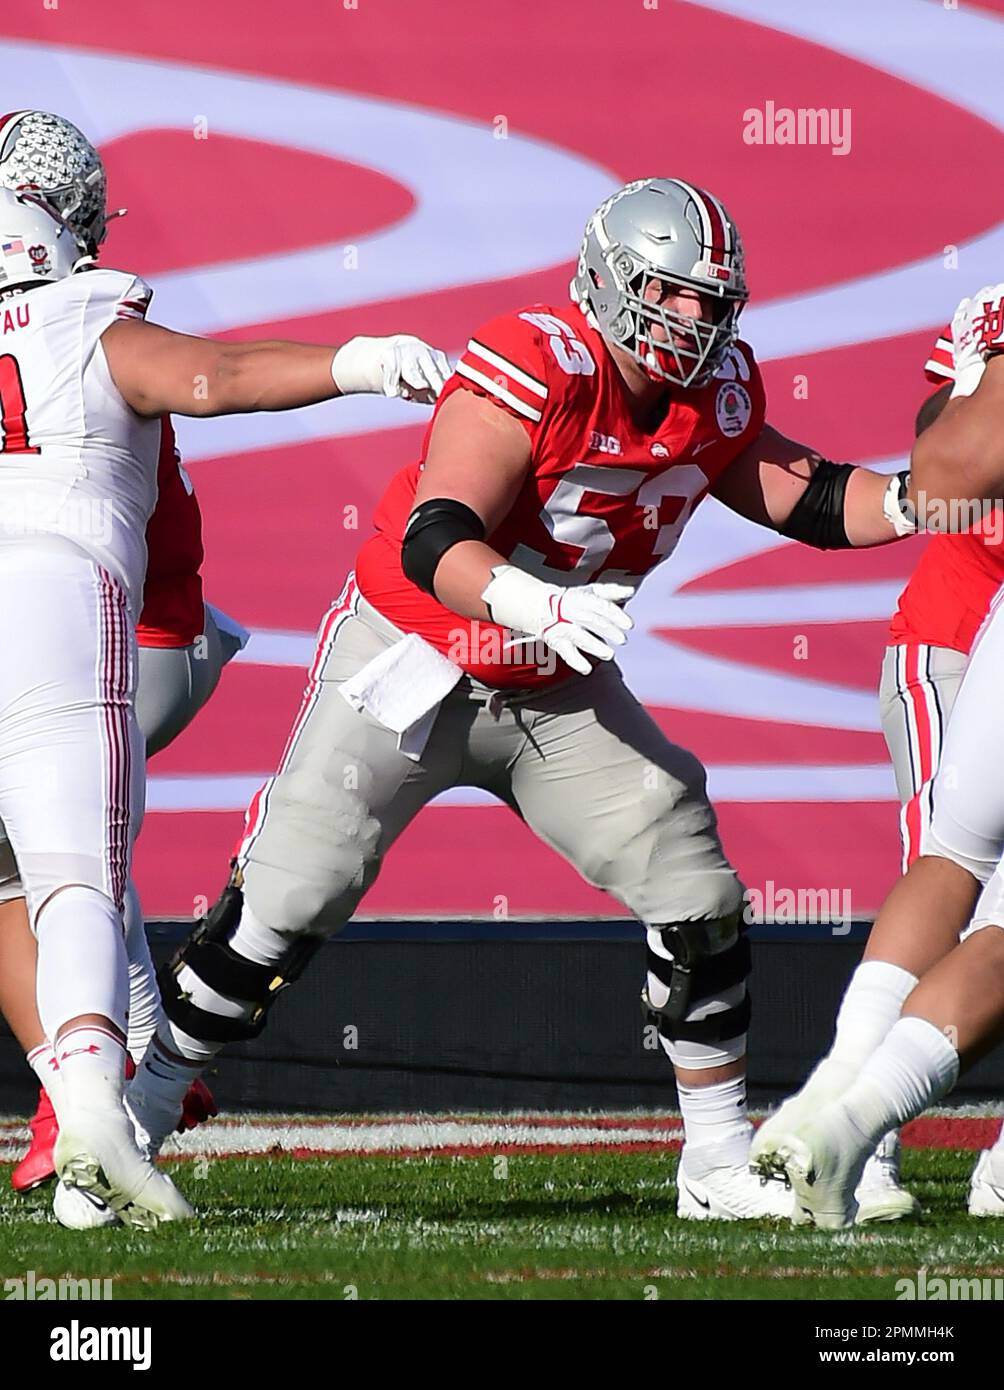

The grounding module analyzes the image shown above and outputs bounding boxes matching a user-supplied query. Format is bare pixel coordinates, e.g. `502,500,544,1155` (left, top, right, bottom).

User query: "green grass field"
1,1134,1000,1300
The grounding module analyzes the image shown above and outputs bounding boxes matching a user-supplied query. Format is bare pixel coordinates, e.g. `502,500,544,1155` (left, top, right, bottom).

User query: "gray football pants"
136,604,242,757
235,593,747,1067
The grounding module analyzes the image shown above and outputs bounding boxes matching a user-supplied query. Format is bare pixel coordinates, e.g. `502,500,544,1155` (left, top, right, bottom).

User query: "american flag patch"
2,239,24,255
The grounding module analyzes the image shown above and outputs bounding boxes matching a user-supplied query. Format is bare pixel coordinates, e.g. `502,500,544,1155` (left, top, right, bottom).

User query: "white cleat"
677,1143,794,1220
855,1132,920,1224
54,1103,193,1231
754,1104,872,1230
53,1179,120,1230
968,1150,1004,1216
752,1057,856,1182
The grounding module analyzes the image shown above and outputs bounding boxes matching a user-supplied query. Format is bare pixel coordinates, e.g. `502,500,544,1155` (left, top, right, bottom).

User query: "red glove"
176,1078,218,1133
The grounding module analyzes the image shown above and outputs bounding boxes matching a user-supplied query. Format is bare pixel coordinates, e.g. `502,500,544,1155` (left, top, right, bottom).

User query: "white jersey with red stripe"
356,301,767,688
0,268,160,614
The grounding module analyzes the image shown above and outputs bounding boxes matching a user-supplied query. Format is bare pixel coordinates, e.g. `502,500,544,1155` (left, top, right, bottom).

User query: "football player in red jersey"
751,285,1004,1228
0,111,451,1224
127,177,912,1220
850,330,1004,1222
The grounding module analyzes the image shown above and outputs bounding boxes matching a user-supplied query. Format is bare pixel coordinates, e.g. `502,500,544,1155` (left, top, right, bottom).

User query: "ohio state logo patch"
28,244,51,276
715,381,752,437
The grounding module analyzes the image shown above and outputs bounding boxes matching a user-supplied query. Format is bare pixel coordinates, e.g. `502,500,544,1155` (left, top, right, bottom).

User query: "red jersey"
135,417,205,648
356,302,766,688
888,325,1004,654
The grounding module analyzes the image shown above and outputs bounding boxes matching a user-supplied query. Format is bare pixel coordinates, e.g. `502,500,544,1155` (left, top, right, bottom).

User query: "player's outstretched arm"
712,423,909,549
100,320,451,417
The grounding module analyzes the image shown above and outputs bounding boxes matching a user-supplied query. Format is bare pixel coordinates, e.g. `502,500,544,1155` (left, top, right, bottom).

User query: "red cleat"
11,1087,57,1192
13,1053,140,1194
177,1078,218,1133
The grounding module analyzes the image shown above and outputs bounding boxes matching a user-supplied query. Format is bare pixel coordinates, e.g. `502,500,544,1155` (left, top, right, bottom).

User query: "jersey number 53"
509,461,708,584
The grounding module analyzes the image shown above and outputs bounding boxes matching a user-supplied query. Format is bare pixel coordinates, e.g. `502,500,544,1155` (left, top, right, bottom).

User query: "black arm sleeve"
401,497,486,595
778,460,855,550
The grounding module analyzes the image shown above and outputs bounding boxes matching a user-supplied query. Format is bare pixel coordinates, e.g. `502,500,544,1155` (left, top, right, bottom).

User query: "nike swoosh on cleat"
682,1182,711,1210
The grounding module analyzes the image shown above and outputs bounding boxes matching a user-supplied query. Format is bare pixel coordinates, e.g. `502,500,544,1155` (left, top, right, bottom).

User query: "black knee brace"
159,866,322,1044
641,913,751,1045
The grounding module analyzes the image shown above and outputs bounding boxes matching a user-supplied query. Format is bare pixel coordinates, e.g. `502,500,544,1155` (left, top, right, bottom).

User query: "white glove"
949,286,1004,398
331,335,452,403
481,564,634,676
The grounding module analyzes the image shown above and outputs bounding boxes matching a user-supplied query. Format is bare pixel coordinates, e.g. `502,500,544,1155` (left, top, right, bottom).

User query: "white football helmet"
0,188,88,291
0,110,115,253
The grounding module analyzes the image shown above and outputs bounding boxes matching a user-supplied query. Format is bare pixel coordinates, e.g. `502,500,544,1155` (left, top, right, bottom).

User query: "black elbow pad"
779,460,855,549
401,498,485,595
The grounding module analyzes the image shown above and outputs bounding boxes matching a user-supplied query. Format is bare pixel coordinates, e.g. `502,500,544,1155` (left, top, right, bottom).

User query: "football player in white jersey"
0,187,449,1226
0,110,448,1219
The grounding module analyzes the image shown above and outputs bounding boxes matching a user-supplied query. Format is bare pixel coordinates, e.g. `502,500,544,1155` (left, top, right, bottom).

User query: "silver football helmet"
571,177,748,388
0,110,117,253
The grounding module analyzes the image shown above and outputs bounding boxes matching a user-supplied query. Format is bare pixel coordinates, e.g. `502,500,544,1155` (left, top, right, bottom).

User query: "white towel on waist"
338,633,463,750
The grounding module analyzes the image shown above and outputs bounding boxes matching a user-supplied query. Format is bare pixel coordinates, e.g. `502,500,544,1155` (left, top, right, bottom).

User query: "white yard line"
166,1119,682,1157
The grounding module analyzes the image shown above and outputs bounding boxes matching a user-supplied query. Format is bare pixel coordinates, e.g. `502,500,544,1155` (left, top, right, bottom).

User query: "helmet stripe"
0,112,29,156
701,190,732,263
668,177,732,267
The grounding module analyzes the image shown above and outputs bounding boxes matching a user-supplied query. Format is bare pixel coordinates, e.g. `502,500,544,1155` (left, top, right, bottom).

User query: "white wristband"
882,471,918,537
329,337,382,397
